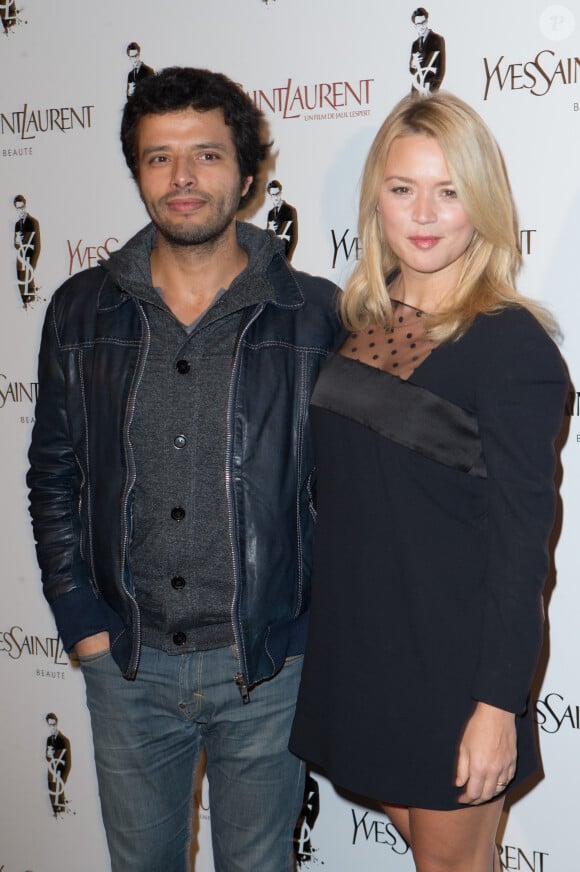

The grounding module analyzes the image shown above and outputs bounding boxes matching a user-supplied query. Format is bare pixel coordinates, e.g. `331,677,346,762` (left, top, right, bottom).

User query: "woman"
289,92,568,871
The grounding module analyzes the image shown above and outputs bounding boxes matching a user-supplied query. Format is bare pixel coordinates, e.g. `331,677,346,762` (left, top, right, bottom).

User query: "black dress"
289,303,567,810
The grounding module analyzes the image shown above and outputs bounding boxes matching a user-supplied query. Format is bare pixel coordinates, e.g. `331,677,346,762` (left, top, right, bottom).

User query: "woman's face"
377,134,474,290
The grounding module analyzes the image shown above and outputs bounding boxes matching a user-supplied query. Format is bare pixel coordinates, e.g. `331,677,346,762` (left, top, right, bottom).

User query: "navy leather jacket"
27,223,343,692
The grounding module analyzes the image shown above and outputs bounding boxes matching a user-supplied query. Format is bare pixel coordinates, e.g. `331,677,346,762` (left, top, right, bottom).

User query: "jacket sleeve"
27,296,109,652
470,310,568,713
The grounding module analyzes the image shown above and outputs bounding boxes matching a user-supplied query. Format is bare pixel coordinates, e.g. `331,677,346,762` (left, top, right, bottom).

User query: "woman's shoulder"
466,305,567,386
467,305,559,356
472,303,547,334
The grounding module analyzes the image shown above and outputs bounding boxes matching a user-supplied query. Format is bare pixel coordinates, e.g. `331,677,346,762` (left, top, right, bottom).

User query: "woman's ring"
496,782,507,789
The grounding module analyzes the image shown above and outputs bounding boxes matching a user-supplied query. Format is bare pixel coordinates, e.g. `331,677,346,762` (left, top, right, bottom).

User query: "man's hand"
74,631,110,656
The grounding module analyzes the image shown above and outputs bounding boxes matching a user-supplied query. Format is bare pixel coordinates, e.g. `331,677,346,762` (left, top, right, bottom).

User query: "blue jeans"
79,644,305,872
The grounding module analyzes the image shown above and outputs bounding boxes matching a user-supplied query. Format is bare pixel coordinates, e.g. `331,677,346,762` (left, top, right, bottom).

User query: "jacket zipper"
226,302,266,703
78,349,99,597
118,297,150,678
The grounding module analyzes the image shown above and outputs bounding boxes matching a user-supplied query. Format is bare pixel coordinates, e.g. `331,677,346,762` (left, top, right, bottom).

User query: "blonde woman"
290,93,568,871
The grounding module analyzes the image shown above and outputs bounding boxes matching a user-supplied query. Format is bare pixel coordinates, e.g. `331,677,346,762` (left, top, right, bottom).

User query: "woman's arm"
458,308,567,804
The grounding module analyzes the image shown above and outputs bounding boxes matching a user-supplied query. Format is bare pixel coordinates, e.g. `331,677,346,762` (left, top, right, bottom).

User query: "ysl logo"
15,231,37,296
411,49,440,94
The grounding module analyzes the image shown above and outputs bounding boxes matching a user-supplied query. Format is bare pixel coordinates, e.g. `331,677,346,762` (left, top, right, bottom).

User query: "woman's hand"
455,701,517,804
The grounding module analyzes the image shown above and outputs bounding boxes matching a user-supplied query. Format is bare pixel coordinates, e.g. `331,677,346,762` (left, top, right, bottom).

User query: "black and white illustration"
409,7,446,94
0,0,19,34
45,713,72,818
126,41,154,98
294,773,323,867
266,179,298,261
13,194,41,309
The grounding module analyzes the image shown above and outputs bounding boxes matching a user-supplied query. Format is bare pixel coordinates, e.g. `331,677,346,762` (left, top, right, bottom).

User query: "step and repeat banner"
1,1,579,870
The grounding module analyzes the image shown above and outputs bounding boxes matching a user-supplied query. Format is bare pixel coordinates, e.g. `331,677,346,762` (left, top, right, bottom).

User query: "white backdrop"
1,1,579,870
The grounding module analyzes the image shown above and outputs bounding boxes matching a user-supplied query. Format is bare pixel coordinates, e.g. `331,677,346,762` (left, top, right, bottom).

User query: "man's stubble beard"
144,184,244,251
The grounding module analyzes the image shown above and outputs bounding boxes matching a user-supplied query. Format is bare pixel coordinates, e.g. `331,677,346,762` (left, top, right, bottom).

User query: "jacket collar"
96,221,304,311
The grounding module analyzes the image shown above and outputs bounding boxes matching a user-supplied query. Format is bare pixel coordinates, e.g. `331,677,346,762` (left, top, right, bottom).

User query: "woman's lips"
408,236,440,249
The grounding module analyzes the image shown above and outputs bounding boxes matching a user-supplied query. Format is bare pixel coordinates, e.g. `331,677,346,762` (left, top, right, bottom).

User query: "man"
126,41,154,97
409,7,446,95
13,194,41,308
266,178,298,261
45,713,71,817
28,67,342,872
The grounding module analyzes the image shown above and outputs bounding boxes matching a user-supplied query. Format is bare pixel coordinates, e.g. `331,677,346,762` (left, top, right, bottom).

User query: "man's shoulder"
281,202,298,220
50,225,151,312
262,253,343,342
52,264,110,303
291,267,338,301
49,265,121,327
428,30,445,46
270,254,339,306
45,264,141,347
286,266,343,335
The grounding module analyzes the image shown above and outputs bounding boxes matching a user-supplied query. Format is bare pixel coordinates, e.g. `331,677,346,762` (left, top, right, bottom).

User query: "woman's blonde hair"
341,91,557,340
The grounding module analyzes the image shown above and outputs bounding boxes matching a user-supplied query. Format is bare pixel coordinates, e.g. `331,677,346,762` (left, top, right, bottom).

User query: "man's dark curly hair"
121,66,268,207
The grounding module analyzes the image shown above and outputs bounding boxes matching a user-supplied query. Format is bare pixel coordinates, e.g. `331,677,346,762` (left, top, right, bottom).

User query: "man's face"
269,187,282,207
128,50,141,69
47,719,58,735
413,15,428,37
135,108,251,248
14,200,26,219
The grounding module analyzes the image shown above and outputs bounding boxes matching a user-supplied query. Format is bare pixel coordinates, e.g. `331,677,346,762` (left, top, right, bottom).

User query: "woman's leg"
381,803,411,845
408,797,505,872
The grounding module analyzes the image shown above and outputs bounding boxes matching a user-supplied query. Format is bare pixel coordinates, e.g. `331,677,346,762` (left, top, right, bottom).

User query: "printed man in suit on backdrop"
409,7,446,94
45,713,71,817
126,41,154,98
13,194,41,308
266,179,298,261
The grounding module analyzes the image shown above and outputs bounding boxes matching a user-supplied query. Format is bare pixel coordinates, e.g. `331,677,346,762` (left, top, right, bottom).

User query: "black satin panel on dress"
312,354,487,478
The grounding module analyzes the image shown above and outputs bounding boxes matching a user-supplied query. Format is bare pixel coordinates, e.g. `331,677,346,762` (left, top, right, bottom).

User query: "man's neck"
149,224,249,326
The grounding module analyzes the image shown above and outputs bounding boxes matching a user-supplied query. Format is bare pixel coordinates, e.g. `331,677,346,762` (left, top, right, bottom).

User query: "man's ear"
241,176,253,199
